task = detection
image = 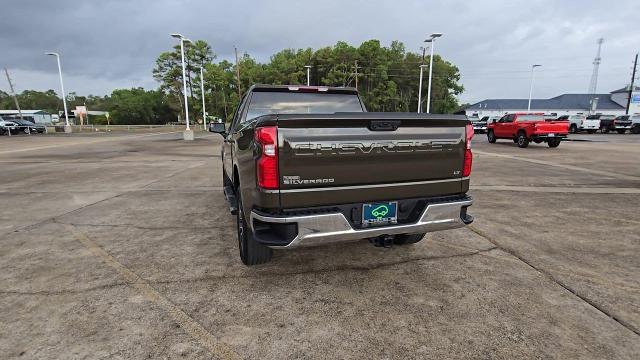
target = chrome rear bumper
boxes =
[250,198,473,248]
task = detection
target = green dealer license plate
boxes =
[362,202,398,226]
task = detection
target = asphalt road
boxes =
[1,131,639,359]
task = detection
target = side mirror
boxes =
[209,122,226,135]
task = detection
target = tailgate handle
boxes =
[369,120,400,131]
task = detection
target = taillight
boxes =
[255,126,278,189]
[463,123,473,177]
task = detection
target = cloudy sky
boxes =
[1,0,638,104]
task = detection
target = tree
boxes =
[153,40,215,122]
[106,88,173,125]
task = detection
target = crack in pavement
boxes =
[62,223,240,360]
[466,225,640,337]
[1,244,499,296]
[0,161,207,239]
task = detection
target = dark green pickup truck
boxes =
[210,85,474,265]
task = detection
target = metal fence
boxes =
[50,124,207,133]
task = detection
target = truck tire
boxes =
[616,129,626,134]
[587,129,596,134]
[569,124,578,133]
[487,130,496,143]
[516,132,529,148]
[601,126,610,134]
[393,233,425,245]
[236,193,272,265]
[632,125,640,134]
[547,138,561,148]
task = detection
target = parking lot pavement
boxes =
[1,132,639,359]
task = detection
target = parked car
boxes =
[586,114,616,133]
[209,85,474,265]
[557,115,599,134]
[0,118,19,135]
[487,113,569,148]
[609,115,633,134]
[631,115,640,134]
[12,119,46,134]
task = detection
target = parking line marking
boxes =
[474,150,640,181]
[62,224,240,360]
[470,185,640,194]
[0,131,183,154]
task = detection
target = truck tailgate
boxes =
[274,113,468,208]
[536,121,569,134]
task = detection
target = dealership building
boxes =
[0,110,54,124]
[464,86,640,118]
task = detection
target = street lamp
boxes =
[200,65,207,131]
[304,65,312,86]
[171,33,194,140]
[45,52,71,133]
[528,64,542,112]
[424,33,443,113]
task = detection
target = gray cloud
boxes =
[1,0,638,103]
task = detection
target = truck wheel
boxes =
[587,129,596,134]
[601,127,610,134]
[616,129,626,134]
[393,233,425,245]
[516,132,529,148]
[236,193,273,265]
[632,125,640,134]
[487,130,496,143]
[569,124,578,133]
[547,138,561,148]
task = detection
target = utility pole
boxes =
[626,53,638,115]
[353,60,360,90]
[4,68,23,120]
[234,46,242,98]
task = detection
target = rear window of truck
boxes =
[246,92,363,120]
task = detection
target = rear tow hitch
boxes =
[369,235,394,248]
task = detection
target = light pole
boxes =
[304,65,312,86]
[200,65,207,130]
[417,64,428,113]
[171,33,194,140]
[45,52,71,133]
[527,64,542,112]
[425,33,443,113]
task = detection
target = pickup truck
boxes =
[487,113,568,148]
[209,85,474,265]
[557,114,599,134]
[586,114,616,133]
[608,115,633,134]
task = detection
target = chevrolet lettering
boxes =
[291,140,456,156]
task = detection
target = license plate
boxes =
[548,133,555,137]
[362,202,397,226]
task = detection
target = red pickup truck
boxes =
[487,113,569,148]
